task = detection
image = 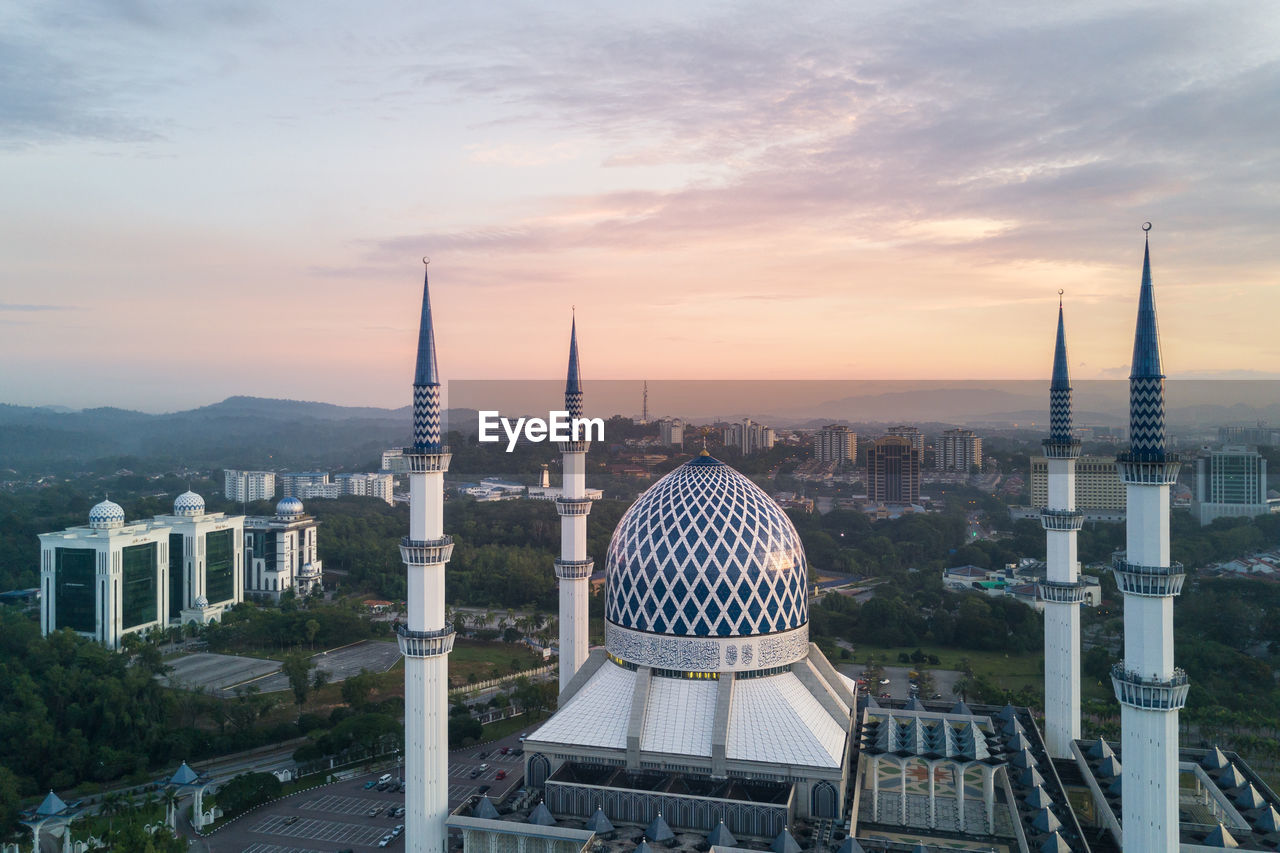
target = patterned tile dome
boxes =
[605,454,808,639]
[276,496,305,519]
[88,498,126,529]
[173,490,205,517]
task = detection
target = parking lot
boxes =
[207,731,529,851]
[250,641,403,695]
[252,814,390,846]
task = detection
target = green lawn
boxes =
[847,642,1044,695]
[480,710,549,743]
[448,639,547,687]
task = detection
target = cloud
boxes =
[386,1,1280,272]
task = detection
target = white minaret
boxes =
[1111,225,1188,851]
[1040,293,1084,759]
[401,260,454,853]
[556,314,593,695]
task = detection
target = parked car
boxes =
[394,824,405,835]
[499,746,510,755]
[283,815,299,826]
[368,807,382,817]
[469,768,481,779]
[378,836,392,848]
[376,781,390,791]
[478,785,491,794]
[364,780,377,789]
[495,770,507,780]
[477,750,489,759]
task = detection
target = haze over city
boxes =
[2,1,1278,411]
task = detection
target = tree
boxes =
[282,652,315,713]
[304,619,320,649]
[341,669,375,710]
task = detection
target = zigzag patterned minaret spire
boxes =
[1040,293,1084,759]
[556,311,593,695]
[402,259,454,853]
[1111,224,1187,851]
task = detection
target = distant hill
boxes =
[0,398,444,474]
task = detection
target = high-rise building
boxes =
[866,435,920,504]
[937,428,982,472]
[243,497,322,599]
[1193,445,1272,525]
[722,418,775,455]
[38,491,244,648]
[223,469,276,502]
[1111,228,1188,852]
[814,424,857,463]
[555,315,593,695]
[161,491,245,625]
[280,471,330,497]
[886,425,923,463]
[1030,455,1127,511]
[1039,296,1085,760]
[335,472,395,505]
[657,417,684,448]
[1218,424,1280,445]
[400,262,454,853]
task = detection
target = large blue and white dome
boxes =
[88,499,126,529]
[604,454,809,671]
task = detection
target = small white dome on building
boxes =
[276,496,305,519]
[173,490,205,517]
[194,595,209,609]
[88,499,126,529]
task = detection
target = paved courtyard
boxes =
[161,641,402,697]
[250,641,402,694]
[161,653,281,694]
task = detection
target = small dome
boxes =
[276,496,305,519]
[88,499,126,529]
[193,595,209,608]
[173,490,205,517]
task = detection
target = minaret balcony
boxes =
[1042,438,1082,460]
[1039,579,1088,604]
[396,624,455,658]
[1040,509,1084,531]
[554,558,595,580]
[1116,452,1180,485]
[400,535,455,566]
[557,439,591,453]
[1111,664,1189,711]
[401,447,452,473]
[1111,555,1185,597]
[556,497,593,516]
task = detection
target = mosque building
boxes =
[410,231,1280,853]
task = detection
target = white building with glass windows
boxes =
[157,490,244,625]
[243,497,323,599]
[38,492,244,648]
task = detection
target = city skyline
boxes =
[3,1,1279,410]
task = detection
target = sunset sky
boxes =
[2,1,1278,411]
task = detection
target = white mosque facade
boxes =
[440,233,1280,852]
[525,452,857,832]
